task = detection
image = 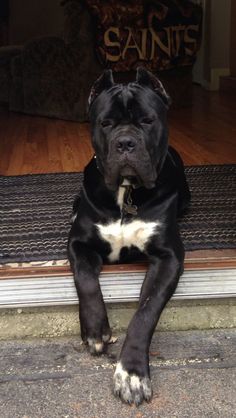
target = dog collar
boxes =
[121,185,138,217]
[94,155,139,216]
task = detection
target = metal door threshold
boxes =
[0,268,236,308]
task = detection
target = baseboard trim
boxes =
[203,68,230,91]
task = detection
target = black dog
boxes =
[68,68,190,405]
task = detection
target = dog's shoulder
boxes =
[70,157,119,229]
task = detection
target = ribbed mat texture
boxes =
[0,165,235,264]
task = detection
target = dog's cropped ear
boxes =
[136,67,171,108]
[88,70,114,109]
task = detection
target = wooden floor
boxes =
[0,86,236,176]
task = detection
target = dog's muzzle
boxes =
[103,126,157,190]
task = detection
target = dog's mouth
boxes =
[119,165,136,178]
[104,161,157,191]
[118,166,141,188]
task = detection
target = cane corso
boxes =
[68,68,190,405]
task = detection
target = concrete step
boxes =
[1,298,236,340]
[0,329,235,417]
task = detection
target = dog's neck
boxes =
[117,182,138,220]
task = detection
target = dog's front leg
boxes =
[69,241,112,355]
[113,246,183,405]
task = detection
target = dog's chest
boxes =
[96,219,159,262]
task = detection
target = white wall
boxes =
[210,0,231,69]
[193,0,231,90]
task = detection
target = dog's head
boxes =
[88,67,171,191]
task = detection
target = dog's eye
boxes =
[101,120,112,128]
[140,118,154,125]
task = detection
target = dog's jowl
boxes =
[68,68,191,405]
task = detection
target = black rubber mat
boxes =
[0,165,235,264]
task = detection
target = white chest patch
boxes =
[96,219,160,262]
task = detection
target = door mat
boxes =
[0,165,235,264]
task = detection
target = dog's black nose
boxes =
[116,137,136,153]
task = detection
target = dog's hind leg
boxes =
[69,240,111,355]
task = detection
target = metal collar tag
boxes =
[122,186,138,216]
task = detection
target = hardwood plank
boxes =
[0,86,236,175]
[6,124,26,175]
[46,120,64,173]
[0,112,12,174]
[168,87,236,165]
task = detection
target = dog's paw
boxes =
[87,338,105,355]
[113,362,152,406]
[86,335,117,355]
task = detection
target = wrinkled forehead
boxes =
[93,83,163,120]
